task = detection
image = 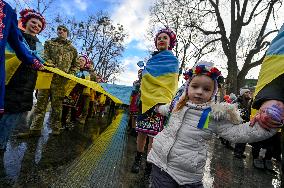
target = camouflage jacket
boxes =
[44,37,78,74]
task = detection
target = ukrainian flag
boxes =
[141,50,179,113]
[5,51,132,105]
[251,24,284,116]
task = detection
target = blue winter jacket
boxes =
[0,1,39,113]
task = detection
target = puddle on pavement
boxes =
[0,111,114,187]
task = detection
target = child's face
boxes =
[187,75,215,104]
[156,33,170,51]
[78,57,86,69]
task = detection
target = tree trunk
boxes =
[226,60,238,94]
[237,68,249,90]
[237,76,246,91]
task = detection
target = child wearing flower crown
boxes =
[61,54,92,128]
[147,61,283,188]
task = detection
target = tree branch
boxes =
[243,0,264,26]
[188,24,220,35]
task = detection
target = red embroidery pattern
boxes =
[0,0,6,39]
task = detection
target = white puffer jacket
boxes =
[147,102,277,185]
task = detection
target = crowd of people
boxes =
[0,1,114,152]
[128,27,284,187]
[0,0,284,187]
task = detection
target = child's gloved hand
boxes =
[250,100,284,130]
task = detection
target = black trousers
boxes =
[250,132,281,160]
[150,164,204,188]
[234,143,246,155]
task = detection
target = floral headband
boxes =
[79,54,92,70]
[155,28,177,50]
[20,9,46,32]
[183,65,223,83]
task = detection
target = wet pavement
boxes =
[0,109,282,188]
[120,132,282,188]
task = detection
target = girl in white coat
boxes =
[147,61,283,188]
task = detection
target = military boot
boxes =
[131,151,143,173]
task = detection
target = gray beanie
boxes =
[240,88,250,96]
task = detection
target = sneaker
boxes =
[265,160,274,171]
[253,159,265,169]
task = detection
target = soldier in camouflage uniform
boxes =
[29,25,78,136]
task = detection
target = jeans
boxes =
[0,112,27,150]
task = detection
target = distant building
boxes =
[243,79,258,91]
[216,78,258,102]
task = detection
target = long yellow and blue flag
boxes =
[140,50,179,113]
[5,52,133,105]
[251,24,284,116]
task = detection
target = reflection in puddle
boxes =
[0,110,118,187]
[3,142,27,182]
[34,115,51,164]
[203,144,214,187]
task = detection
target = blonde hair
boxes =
[173,94,189,112]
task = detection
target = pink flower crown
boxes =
[183,65,223,82]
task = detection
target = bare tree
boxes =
[149,0,218,79]
[50,13,127,83]
[9,0,55,14]
[186,0,282,93]
[150,0,282,93]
